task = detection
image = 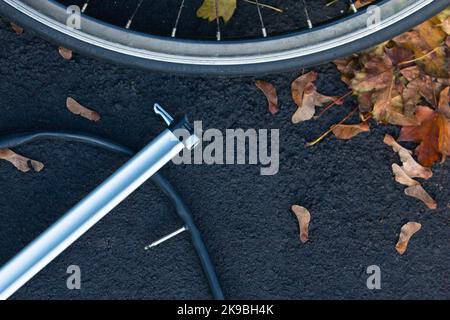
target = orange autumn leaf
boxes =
[255,80,279,115]
[332,122,370,140]
[399,104,450,167]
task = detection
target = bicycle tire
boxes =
[0,0,448,75]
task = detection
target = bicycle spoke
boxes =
[81,0,91,13]
[215,0,221,41]
[55,0,372,40]
[302,0,313,29]
[348,0,358,13]
[171,0,186,37]
[254,0,267,37]
[126,0,145,29]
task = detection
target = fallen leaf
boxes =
[395,222,421,255]
[371,80,418,126]
[399,65,421,81]
[394,20,448,78]
[59,47,73,60]
[443,17,450,35]
[291,71,317,111]
[332,122,370,140]
[197,0,236,23]
[384,134,432,179]
[399,105,450,167]
[255,80,279,115]
[391,164,419,187]
[66,97,101,122]
[438,86,450,118]
[291,72,341,123]
[384,133,412,154]
[0,149,44,172]
[404,184,437,209]
[10,22,24,35]
[354,0,375,9]
[291,205,311,244]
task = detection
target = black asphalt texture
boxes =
[0,18,449,300]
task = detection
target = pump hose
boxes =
[0,130,224,300]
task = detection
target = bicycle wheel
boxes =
[0,0,448,75]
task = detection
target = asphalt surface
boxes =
[0,17,449,300]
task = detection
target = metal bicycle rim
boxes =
[2,0,441,66]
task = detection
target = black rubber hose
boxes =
[0,130,224,300]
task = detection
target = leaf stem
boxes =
[315,90,352,118]
[241,0,283,13]
[398,47,440,66]
[307,107,358,146]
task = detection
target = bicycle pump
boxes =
[0,104,199,300]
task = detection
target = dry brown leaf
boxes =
[438,86,450,118]
[0,149,44,172]
[291,71,317,114]
[399,105,450,167]
[66,97,101,122]
[443,17,450,35]
[384,134,432,179]
[255,80,279,115]
[59,47,73,60]
[371,82,418,126]
[354,0,375,9]
[404,184,437,209]
[291,205,311,244]
[398,148,432,179]
[332,122,370,140]
[291,72,341,123]
[10,22,24,35]
[383,133,412,154]
[391,164,419,187]
[395,222,422,255]
[399,66,421,81]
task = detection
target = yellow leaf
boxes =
[197,0,237,23]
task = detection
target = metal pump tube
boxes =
[0,104,197,300]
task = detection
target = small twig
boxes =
[307,107,358,146]
[315,90,352,118]
[242,0,283,13]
